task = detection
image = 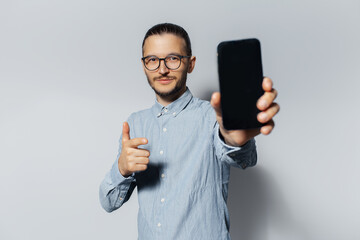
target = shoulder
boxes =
[189,97,215,115]
[187,97,216,126]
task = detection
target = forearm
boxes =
[214,124,258,169]
[99,161,136,212]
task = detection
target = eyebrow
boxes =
[143,52,184,58]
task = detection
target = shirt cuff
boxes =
[215,124,257,169]
[110,161,134,185]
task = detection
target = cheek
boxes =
[179,68,188,79]
[173,65,188,77]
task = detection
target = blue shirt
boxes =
[99,89,257,240]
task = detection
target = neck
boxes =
[156,87,187,106]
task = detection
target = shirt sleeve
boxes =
[99,115,137,213]
[213,123,257,169]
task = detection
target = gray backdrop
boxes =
[1,0,359,239]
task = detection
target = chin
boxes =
[155,89,176,97]
[153,85,183,98]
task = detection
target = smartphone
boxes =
[217,38,264,130]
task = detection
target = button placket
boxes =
[156,113,168,231]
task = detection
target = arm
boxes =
[213,123,257,169]
[99,161,136,212]
[99,120,149,212]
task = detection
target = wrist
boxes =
[118,163,131,178]
[219,128,249,147]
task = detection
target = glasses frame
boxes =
[141,54,191,71]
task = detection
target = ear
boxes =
[187,56,196,73]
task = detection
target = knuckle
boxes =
[126,149,132,155]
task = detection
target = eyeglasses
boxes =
[142,54,191,71]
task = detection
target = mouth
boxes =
[156,78,175,85]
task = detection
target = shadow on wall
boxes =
[198,85,311,239]
[228,166,311,240]
[197,88,215,102]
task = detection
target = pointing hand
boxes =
[118,122,150,177]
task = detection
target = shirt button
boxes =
[161,173,165,178]
[163,128,167,132]
[157,223,161,227]
[161,198,165,203]
[160,150,164,155]
[173,112,176,116]
[119,197,123,201]
[164,109,168,113]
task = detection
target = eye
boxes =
[167,55,180,61]
[145,56,158,63]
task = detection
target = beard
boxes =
[146,73,187,98]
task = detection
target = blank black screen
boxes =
[217,38,264,130]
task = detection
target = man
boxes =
[99,23,279,239]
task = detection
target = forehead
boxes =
[143,33,186,56]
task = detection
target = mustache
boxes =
[154,76,176,81]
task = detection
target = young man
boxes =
[99,23,279,239]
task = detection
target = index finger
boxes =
[126,137,148,148]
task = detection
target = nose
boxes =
[158,59,169,75]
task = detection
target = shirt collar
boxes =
[151,88,193,118]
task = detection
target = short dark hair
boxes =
[142,23,192,56]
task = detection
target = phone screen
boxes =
[217,38,264,130]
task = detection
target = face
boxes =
[142,33,196,101]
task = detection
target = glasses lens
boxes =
[165,55,181,69]
[145,56,159,70]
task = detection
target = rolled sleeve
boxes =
[99,161,136,212]
[213,123,257,169]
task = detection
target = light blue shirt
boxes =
[99,89,257,240]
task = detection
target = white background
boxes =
[1,0,359,239]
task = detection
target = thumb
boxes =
[122,122,130,142]
[210,92,222,117]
